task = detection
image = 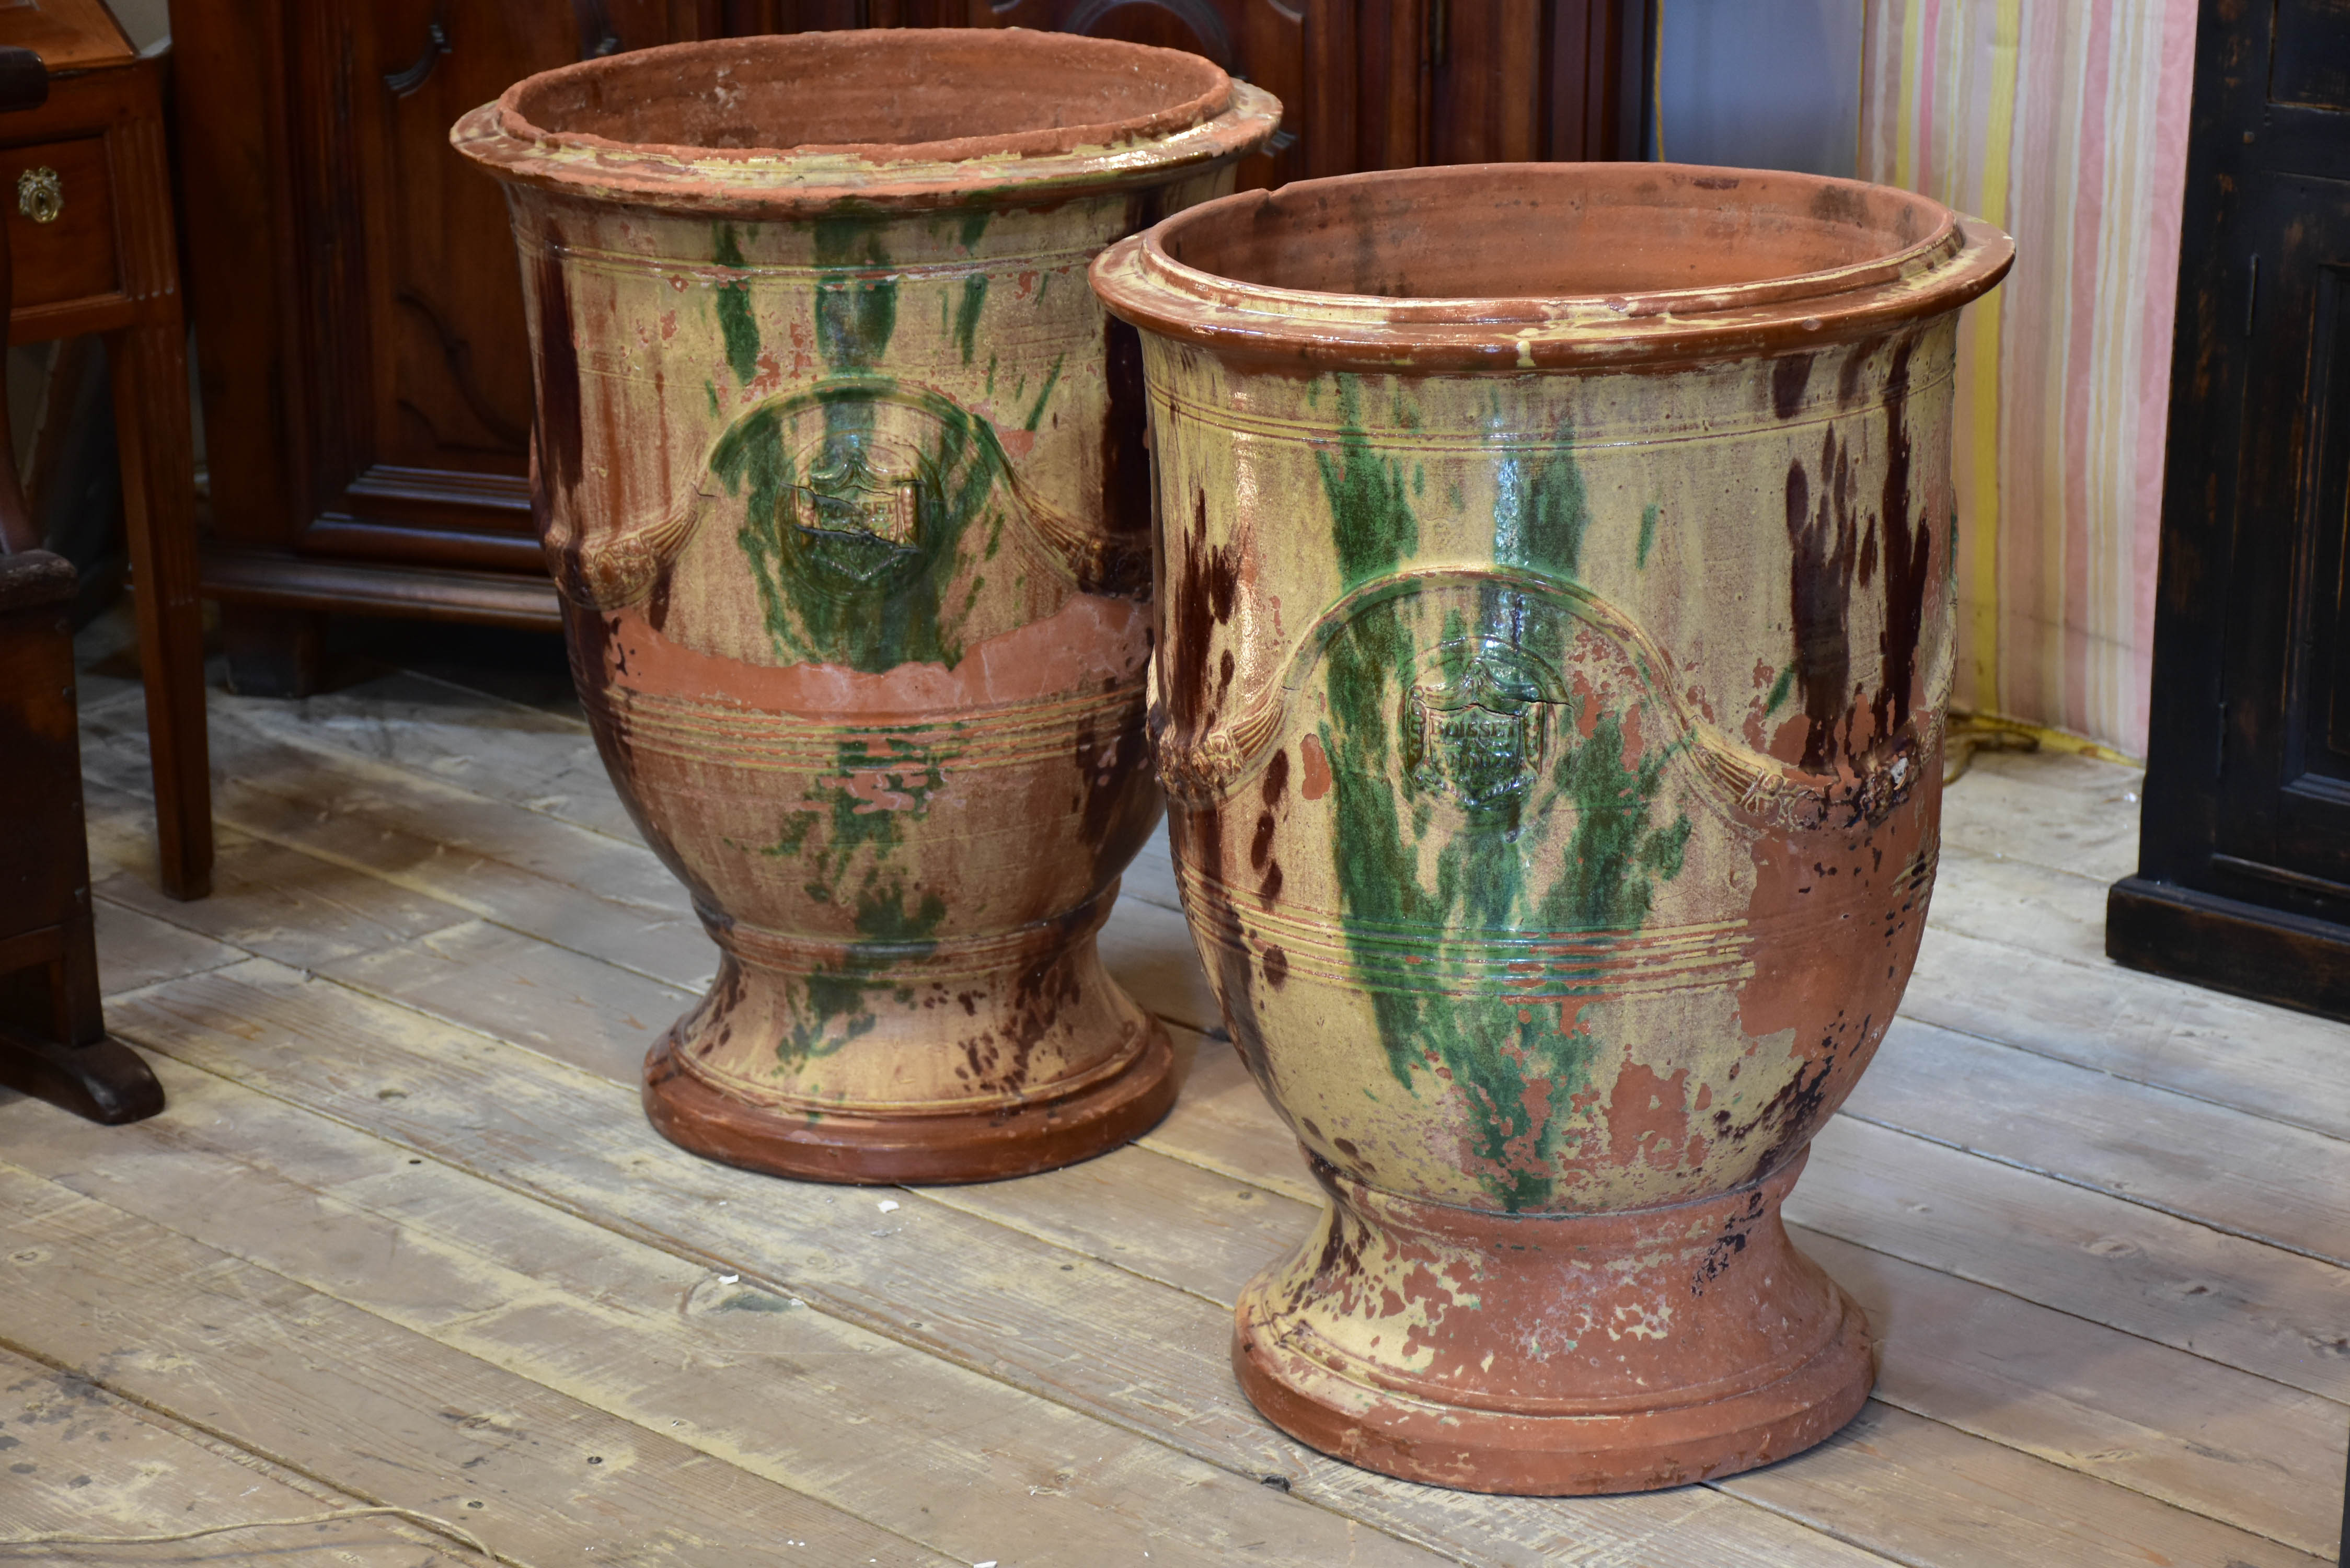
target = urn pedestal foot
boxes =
[641,918,1178,1185]
[1232,1154,1873,1494]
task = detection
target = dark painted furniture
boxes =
[2110,0,2350,1020]
[0,39,163,1126]
[0,1,208,900]
[170,0,1653,696]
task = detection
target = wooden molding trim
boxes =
[2106,875,2350,1027]
[201,545,563,630]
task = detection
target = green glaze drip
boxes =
[1763,665,1795,717]
[767,735,955,1067]
[1314,375,1436,1150]
[705,381,721,418]
[1536,710,1692,932]
[812,218,897,373]
[1492,429,1587,580]
[712,386,1010,673]
[756,810,821,859]
[714,401,799,660]
[713,225,761,385]
[1637,502,1659,569]
[1022,352,1065,432]
[1311,398,1691,1209]
[953,274,988,365]
[1315,377,1421,590]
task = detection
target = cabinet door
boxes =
[176,0,693,579]
[2216,175,2350,912]
[308,0,687,567]
[2137,0,2350,924]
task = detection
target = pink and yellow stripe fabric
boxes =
[1858,0,2197,755]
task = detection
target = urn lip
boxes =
[451,29,1281,215]
[1089,162,2015,372]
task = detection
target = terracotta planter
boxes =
[454,32,1276,1183]
[1093,164,2010,1492]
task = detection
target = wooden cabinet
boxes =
[2107,0,2350,1021]
[172,0,1651,691]
[172,0,709,691]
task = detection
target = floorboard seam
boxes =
[1831,1109,2350,1270]
[1886,1010,2350,1146]
[1850,1385,2332,1559]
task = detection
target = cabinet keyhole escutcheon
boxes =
[16,166,60,224]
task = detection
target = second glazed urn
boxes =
[1095,163,2012,1492]
[456,31,1275,1182]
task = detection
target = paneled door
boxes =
[174,0,702,688]
[2111,0,2350,1020]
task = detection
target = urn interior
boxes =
[498,29,1230,162]
[1150,162,1950,303]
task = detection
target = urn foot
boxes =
[1232,1154,1873,1494]
[641,912,1177,1184]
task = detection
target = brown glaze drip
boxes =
[1166,492,1241,735]
[1785,427,1861,772]
[533,234,583,508]
[1872,339,1927,740]
[1098,315,1155,596]
[1769,352,1813,420]
[1073,687,1161,897]
[1173,802,1270,1085]
[1261,747,1290,804]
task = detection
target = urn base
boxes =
[642,916,1178,1184]
[1232,1154,1873,1494]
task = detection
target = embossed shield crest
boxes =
[1401,637,1562,811]
[787,426,926,587]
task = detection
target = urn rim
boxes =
[451,29,1281,215]
[1089,161,2015,372]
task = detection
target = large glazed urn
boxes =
[1092,164,2011,1491]
[454,33,1276,1183]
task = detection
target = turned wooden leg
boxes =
[0,872,163,1127]
[107,320,212,901]
[0,554,164,1127]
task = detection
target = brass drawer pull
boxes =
[17,166,61,224]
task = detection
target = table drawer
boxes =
[0,134,116,308]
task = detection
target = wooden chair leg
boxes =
[107,320,212,901]
[0,997,164,1125]
[0,556,163,1127]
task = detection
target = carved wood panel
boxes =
[175,0,695,581]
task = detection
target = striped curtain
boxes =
[1858,0,2198,755]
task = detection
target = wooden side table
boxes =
[2,2,210,899]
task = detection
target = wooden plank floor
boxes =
[5,620,2344,1566]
